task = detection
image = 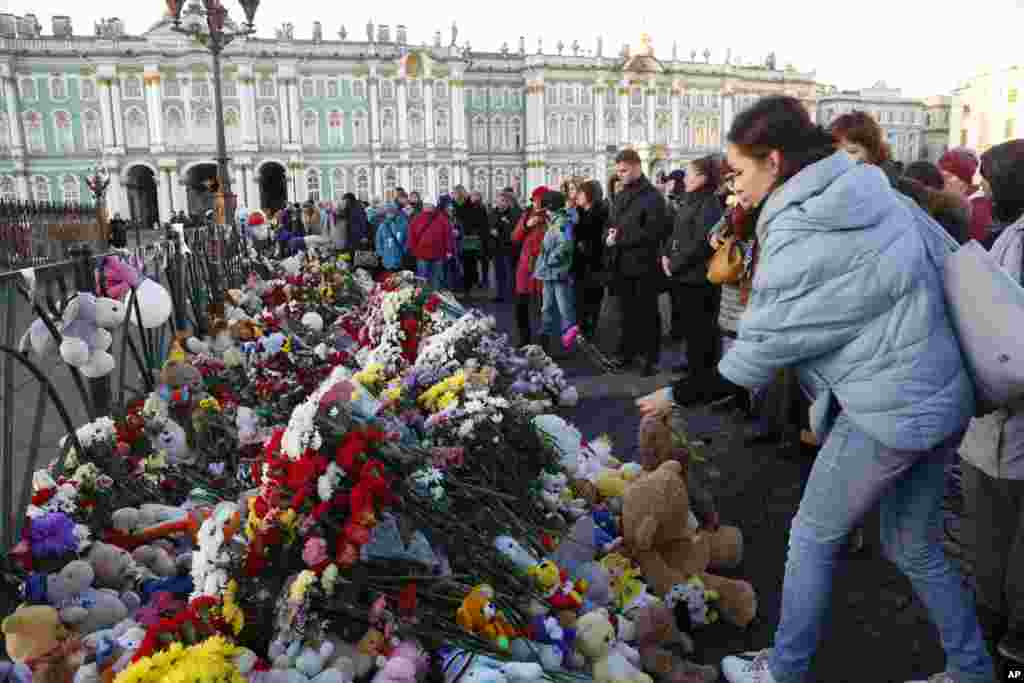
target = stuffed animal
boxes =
[98,256,173,329]
[455,585,517,650]
[574,609,653,683]
[272,641,351,683]
[493,535,539,572]
[191,501,242,599]
[110,504,188,536]
[621,461,755,628]
[552,516,617,577]
[2,605,86,683]
[524,615,579,669]
[631,604,718,683]
[538,470,587,521]
[636,415,718,530]
[527,560,587,613]
[21,560,136,635]
[371,640,428,683]
[24,293,128,378]
[149,417,193,465]
[440,649,545,683]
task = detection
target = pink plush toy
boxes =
[98,256,173,329]
[371,641,429,683]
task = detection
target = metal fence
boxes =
[0,199,106,270]
[0,224,258,552]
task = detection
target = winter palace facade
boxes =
[0,7,833,224]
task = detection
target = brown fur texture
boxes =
[621,461,756,628]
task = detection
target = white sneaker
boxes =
[906,674,956,683]
[721,649,777,683]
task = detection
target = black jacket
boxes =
[488,206,522,255]
[607,175,671,279]
[454,201,490,253]
[662,190,724,284]
[573,200,609,282]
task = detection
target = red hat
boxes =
[938,148,979,187]
[531,186,550,201]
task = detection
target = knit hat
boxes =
[938,148,979,187]
[667,170,686,184]
[531,186,550,201]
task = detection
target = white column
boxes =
[594,84,606,148]
[619,82,629,144]
[450,75,466,150]
[98,78,116,149]
[158,168,172,222]
[4,77,25,154]
[397,79,409,150]
[182,95,193,145]
[278,79,290,143]
[368,74,381,149]
[15,169,29,201]
[424,79,435,147]
[107,165,124,216]
[426,162,436,199]
[671,86,681,146]
[247,165,260,210]
[289,80,301,146]
[111,78,125,150]
[373,166,384,200]
[239,69,257,147]
[721,93,735,151]
[646,84,656,143]
[400,163,410,190]
[145,70,164,152]
[174,174,187,215]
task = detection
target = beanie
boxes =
[667,170,686,184]
[531,186,550,201]
[938,148,979,187]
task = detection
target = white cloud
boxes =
[7,0,1022,98]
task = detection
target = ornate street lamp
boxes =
[167,0,259,323]
[167,0,259,227]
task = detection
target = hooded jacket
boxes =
[719,152,974,452]
[407,209,454,261]
[533,209,575,281]
[375,205,410,269]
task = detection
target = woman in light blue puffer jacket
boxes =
[639,96,992,683]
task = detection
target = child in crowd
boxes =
[533,190,578,354]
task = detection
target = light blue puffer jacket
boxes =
[719,152,974,452]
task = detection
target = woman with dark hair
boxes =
[573,180,609,338]
[896,161,971,244]
[828,110,901,185]
[638,95,992,683]
[660,154,725,376]
[340,192,371,257]
[961,139,1024,670]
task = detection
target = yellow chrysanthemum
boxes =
[278,508,297,529]
[221,580,245,635]
[198,397,222,412]
[436,391,457,411]
[381,386,402,402]
[290,570,317,602]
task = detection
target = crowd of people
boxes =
[232,94,1024,683]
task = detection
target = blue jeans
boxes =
[768,413,993,683]
[416,259,445,290]
[540,279,576,336]
[493,253,515,301]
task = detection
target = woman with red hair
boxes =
[828,110,901,185]
[511,186,550,347]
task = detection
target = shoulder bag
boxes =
[707,233,744,285]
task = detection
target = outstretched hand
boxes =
[636,388,673,418]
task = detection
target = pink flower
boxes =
[303,537,328,567]
[116,442,131,458]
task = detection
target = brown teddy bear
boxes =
[621,460,756,629]
[2,605,85,683]
[632,603,718,683]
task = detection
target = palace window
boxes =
[657,88,669,107]
[80,78,97,100]
[192,106,214,146]
[472,115,487,150]
[508,116,522,150]
[259,106,279,146]
[381,79,395,100]
[258,78,275,98]
[123,76,143,99]
[221,78,237,98]
[352,79,365,99]
[23,111,45,153]
[409,80,421,101]
[604,113,617,146]
[604,88,615,106]
[491,115,506,150]
[302,110,319,146]
[438,167,450,196]
[301,78,315,99]
[491,87,503,107]
[163,78,182,98]
[163,106,186,147]
[409,110,424,147]
[411,167,425,194]
[434,81,447,99]
[20,77,36,100]
[327,110,344,148]
[124,107,149,149]
[332,167,347,200]
[581,114,593,148]
[62,175,80,204]
[0,176,17,202]
[546,86,557,106]
[581,86,592,107]
[564,115,578,148]
[435,109,450,145]
[50,76,68,100]
[191,78,211,99]
[31,175,50,202]
[381,108,396,146]
[306,170,320,202]
[225,108,241,147]
[384,166,398,190]
[352,110,368,146]
[356,168,370,201]
[547,114,560,146]
[563,85,576,106]
[327,79,339,99]
[53,110,74,152]
[0,114,9,150]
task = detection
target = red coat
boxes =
[513,209,546,296]
[407,209,453,261]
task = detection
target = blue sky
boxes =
[2,0,1021,98]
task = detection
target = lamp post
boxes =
[168,0,259,227]
[168,0,259,321]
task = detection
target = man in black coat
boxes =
[606,149,671,376]
[488,191,522,302]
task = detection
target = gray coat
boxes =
[959,215,1024,479]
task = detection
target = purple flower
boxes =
[510,380,534,395]
[29,512,78,559]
